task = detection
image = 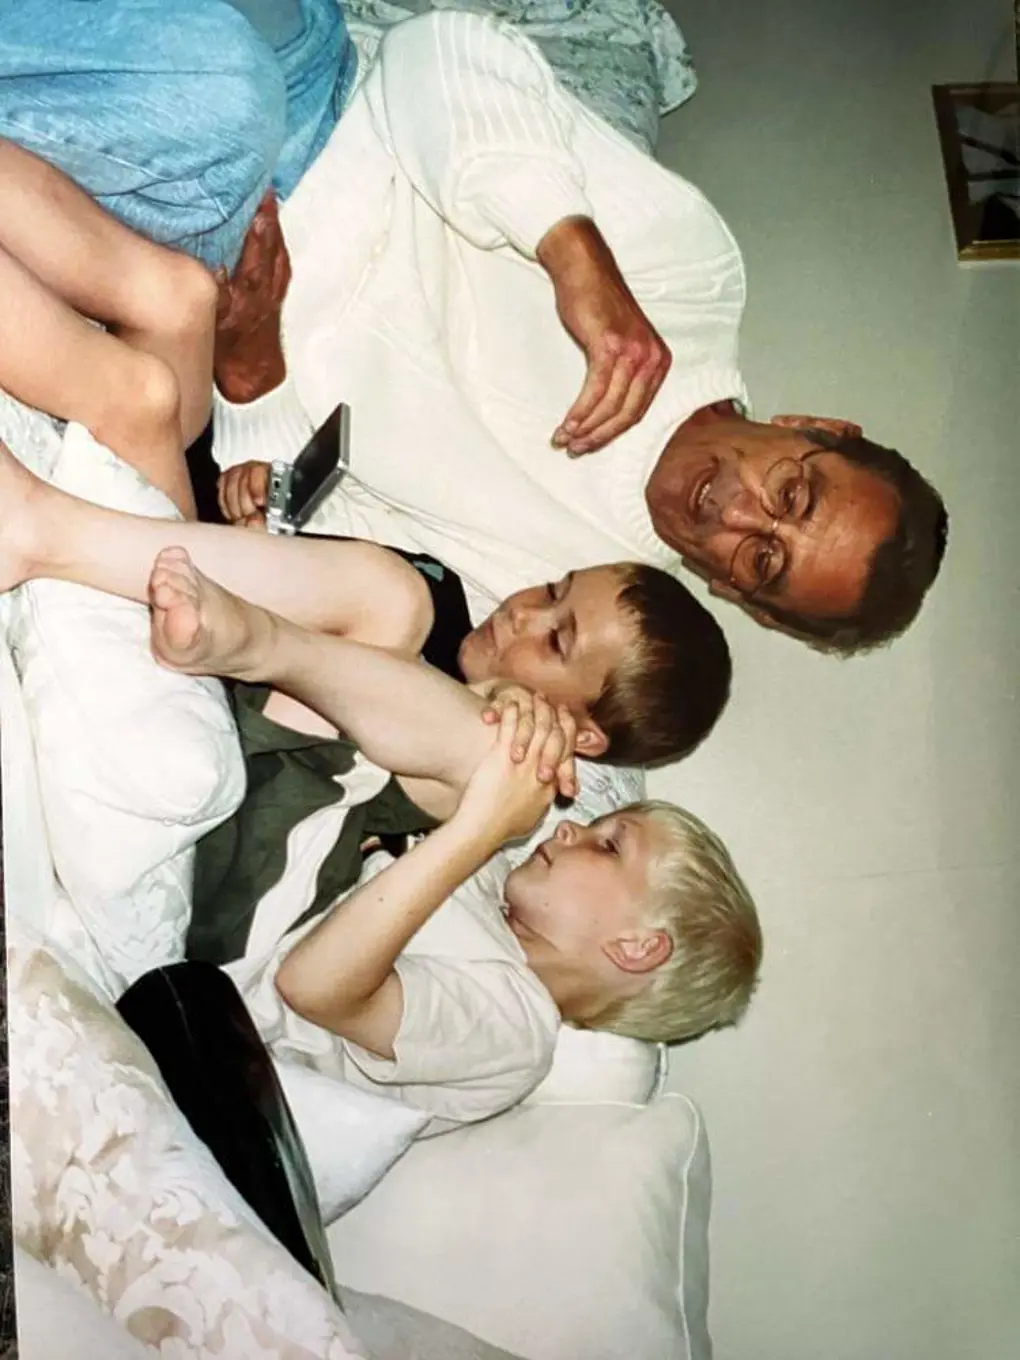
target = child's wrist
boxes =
[445,808,505,860]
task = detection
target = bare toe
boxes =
[149,548,205,670]
[148,546,264,681]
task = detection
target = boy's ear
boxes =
[604,929,673,975]
[574,718,609,760]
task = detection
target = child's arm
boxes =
[274,703,556,1055]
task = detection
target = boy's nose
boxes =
[510,602,551,637]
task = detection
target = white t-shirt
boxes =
[224,850,560,1134]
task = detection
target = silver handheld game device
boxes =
[266,402,350,536]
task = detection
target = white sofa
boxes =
[1,393,715,1360]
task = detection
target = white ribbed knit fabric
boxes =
[215,10,748,605]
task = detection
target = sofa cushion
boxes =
[328,1092,712,1360]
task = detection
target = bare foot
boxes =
[148,546,274,680]
[0,438,49,594]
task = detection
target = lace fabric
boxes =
[10,942,367,1359]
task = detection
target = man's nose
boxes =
[718,485,771,534]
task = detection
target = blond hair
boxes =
[593,800,762,1044]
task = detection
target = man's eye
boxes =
[776,481,798,516]
[778,474,811,522]
[755,543,781,585]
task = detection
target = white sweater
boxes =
[215,10,748,604]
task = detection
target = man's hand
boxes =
[218,459,271,525]
[214,191,291,404]
[456,700,559,845]
[474,681,578,799]
[537,217,671,457]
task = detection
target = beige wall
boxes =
[652,3,1020,1357]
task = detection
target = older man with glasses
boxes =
[206,11,946,656]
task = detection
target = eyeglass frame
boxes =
[727,447,827,599]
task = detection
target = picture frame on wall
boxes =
[931,82,1020,261]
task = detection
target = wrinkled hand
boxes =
[538,217,671,457]
[476,681,578,800]
[214,191,291,403]
[218,459,271,525]
[456,701,559,845]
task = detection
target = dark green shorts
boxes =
[187,682,436,965]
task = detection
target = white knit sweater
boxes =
[215,10,747,605]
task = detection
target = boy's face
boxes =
[457,567,635,720]
[502,812,672,1008]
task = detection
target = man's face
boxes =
[458,566,636,719]
[651,419,902,623]
[503,811,669,1000]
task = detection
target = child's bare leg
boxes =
[148,547,491,822]
[0,138,217,451]
[0,244,196,518]
[150,550,574,815]
[0,439,431,654]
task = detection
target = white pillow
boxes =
[272,1060,428,1224]
[328,1094,712,1360]
[8,422,245,990]
[525,1024,666,1106]
[0,632,58,943]
[10,938,367,1360]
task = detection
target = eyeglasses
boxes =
[727,450,822,597]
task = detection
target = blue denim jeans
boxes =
[0,0,356,268]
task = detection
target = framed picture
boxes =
[932,82,1020,261]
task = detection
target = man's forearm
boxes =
[536,216,626,309]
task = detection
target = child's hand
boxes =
[478,681,578,800]
[218,460,270,524]
[456,699,560,845]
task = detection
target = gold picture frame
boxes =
[932,82,1020,261]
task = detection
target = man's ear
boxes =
[574,718,609,760]
[770,413,862,439]
[603,929,673,975]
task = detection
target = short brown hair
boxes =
[759,429,948,655]
[591,564,731,768]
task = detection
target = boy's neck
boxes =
[526,954,609,1028]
